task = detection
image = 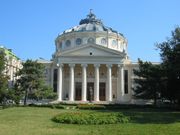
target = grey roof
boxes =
[61,11,123,36]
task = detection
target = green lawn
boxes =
[0,107,180,135]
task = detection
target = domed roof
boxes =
[62,10,123,36]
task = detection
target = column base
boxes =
[57,99,62,102]
[82,100,87,102]
[50,100,114,104]
[94,100,99,102]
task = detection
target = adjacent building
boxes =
[0,46,22,87]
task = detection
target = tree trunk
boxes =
[178,99,180,108]
[154,92,157,106]
[24,88,28,105]
[154,98,157,106]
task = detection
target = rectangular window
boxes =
[124,70,128,94]
[53,69,58,92]
[75,82,82,101]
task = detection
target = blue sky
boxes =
[0,0,179,62]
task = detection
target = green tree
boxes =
[0,51,9,104]
[133,59,164,105]
[10,82,23,105]
[15,59,56,105]
[157,27,180,105]
[34,85,57,100]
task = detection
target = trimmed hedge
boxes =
[52,112,130,124]
[77,104,105,110]
[28,104,77,109]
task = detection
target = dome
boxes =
[62,10,122,35]
[55,10,127,54]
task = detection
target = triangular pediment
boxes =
[59,44,125,57]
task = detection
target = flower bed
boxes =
[52,112,130,124]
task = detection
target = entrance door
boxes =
[99,82,106,101]
[87,82,94,101]
[75,82,82,101]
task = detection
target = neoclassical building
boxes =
[40,11,139,104]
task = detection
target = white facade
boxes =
[41,11,138,104]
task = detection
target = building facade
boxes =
[0,46,22,87]
[41,11,140,104]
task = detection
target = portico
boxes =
[55,62,125,103]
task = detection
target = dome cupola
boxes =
[55,10,128,54]
[79,9,103,25]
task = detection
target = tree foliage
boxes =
[157,27,180,105]
[0,51,9,104]
[134,27,180,106]
[133,59,164,105]
[15,59,56,105]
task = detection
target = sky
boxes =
[0,0,179,62]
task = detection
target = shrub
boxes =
[28,104,77,109]
[28,104,54,108]
[52,112,130,125]
[77,104,105,110]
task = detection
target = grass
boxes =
[0,107,180,135]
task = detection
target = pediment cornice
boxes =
[57,43,126,58]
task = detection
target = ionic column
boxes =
[57,64,63,101]
[107,64,112,101]
[69,64,75,101]
[94,64,100,101]
[81,64,87,101]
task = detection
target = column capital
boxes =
[57,63,64,67]
[69,63,75,67]
[81,64,88,67]
[94,64,100,68]
[106,64,112,68]
[118,64,124,68]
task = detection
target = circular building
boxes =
[43,11,133,103]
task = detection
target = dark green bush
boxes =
[28,104,77,109]
[77,104,105,110]
[28,104,54,108]
[52,112,130,124]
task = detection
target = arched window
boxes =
[76,38,82,45]
[88,37,95,43]
[81,27,86,31]
[58,42,62,50]
[120,44,123,50]
[65,40,71,48]
[112,40,118,48]
[101,38,107,45]
[93,26,96,31]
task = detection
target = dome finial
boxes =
[87,9,96,19]
[79,10,103,25]
[90,9,93,14]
